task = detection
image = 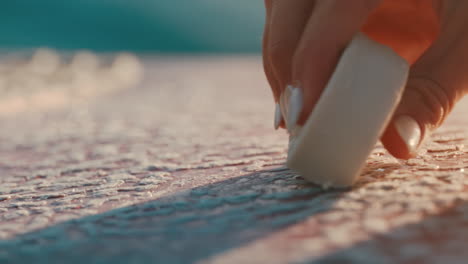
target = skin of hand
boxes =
[263,0,468,159]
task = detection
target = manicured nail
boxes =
[274,103,283,130]
[394,115,421,155]
[280,85,293,128]
[287,87,303,132]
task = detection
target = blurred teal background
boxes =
[0,0,265,53]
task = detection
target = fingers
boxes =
[267,0,315,96]
[291,0,382,125]
[263,0,281,101]
[264,0,287,129]
[381,1,468,159]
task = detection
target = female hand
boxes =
[263,0,468,159]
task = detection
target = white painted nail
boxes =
[280,85,294,128]
[285,85,294,117]
[394,115,421,155]
[287,87,303,132]
[274,103,283,130]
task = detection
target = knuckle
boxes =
[318,0,379,13]
[290,52,303,77]
[360,0,381,12]
[268,40,293,70]
[291,47,306,69]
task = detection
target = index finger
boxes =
[292,0,382,125]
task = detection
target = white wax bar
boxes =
[286,33,409,187]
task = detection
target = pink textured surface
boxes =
[0,56,468,263]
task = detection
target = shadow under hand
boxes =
[0,168,346,264]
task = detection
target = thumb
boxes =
[381,76,458,159]
[381,27,468,159]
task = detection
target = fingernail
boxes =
[394,115,421,155]
[287,87,303,131]
[274,103,283,130]
[283,85,295,115]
